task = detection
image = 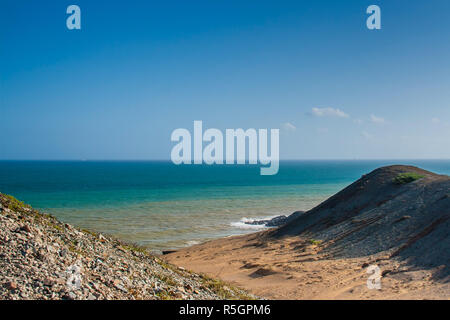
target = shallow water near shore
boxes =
[1,160,449,250]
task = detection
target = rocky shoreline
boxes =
[0,193,254,300]
[243,211,305,227]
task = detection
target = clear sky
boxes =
[1,0,450,160]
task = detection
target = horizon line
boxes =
[1,159,450,162]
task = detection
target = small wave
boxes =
[230,216,279,230]
[185,240,201,246]
[230,221,267,230]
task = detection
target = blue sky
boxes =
[1,0,450,160]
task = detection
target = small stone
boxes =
[64,292,77,300]
[43,277,56,286]
[59,249,68,257]
[19,225,32,233]
[87,293,97,300]
[174,291,186,299]
[116,284,127,292]
[177,286,185,293]
[37,249,49,261]
[69,292,77,299]
[5,281,18,290]
[113,279,127,292]
[90,282,100,290]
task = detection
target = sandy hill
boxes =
[166,165,450,299]
[0,194,252,300]
[274,165,450,277]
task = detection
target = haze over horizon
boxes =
[2,0,450,160]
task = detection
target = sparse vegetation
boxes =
[309,239,322,245]
[393,172,424,185]
[199,275,255,300]
[81,228,98,237]
[2,194,30,212]
[154,273,178,287]
[47,220,64,232]
[122,243,149,255]
[155,290,173,300]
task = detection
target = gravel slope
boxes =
[0,193,253,300]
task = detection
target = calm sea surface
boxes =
[1,160,449,250]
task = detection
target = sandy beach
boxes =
[165,231,449,299]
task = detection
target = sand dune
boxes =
[165,165,450,299]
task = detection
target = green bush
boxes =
[3,194,30,212]
[309,239,322,245]
[393,172,424,185]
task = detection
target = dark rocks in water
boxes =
[244,216,287,227]
[244,216,285,227]
[266,216,288,227]
[244,211,305,227]
[244,220,268,226]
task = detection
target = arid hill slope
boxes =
[166,166,450,299]
[273,165,450,276]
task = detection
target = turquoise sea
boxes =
[1,160,449,250]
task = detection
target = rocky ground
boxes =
[0,193,254,300]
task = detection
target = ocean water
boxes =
[0,160,449,250]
